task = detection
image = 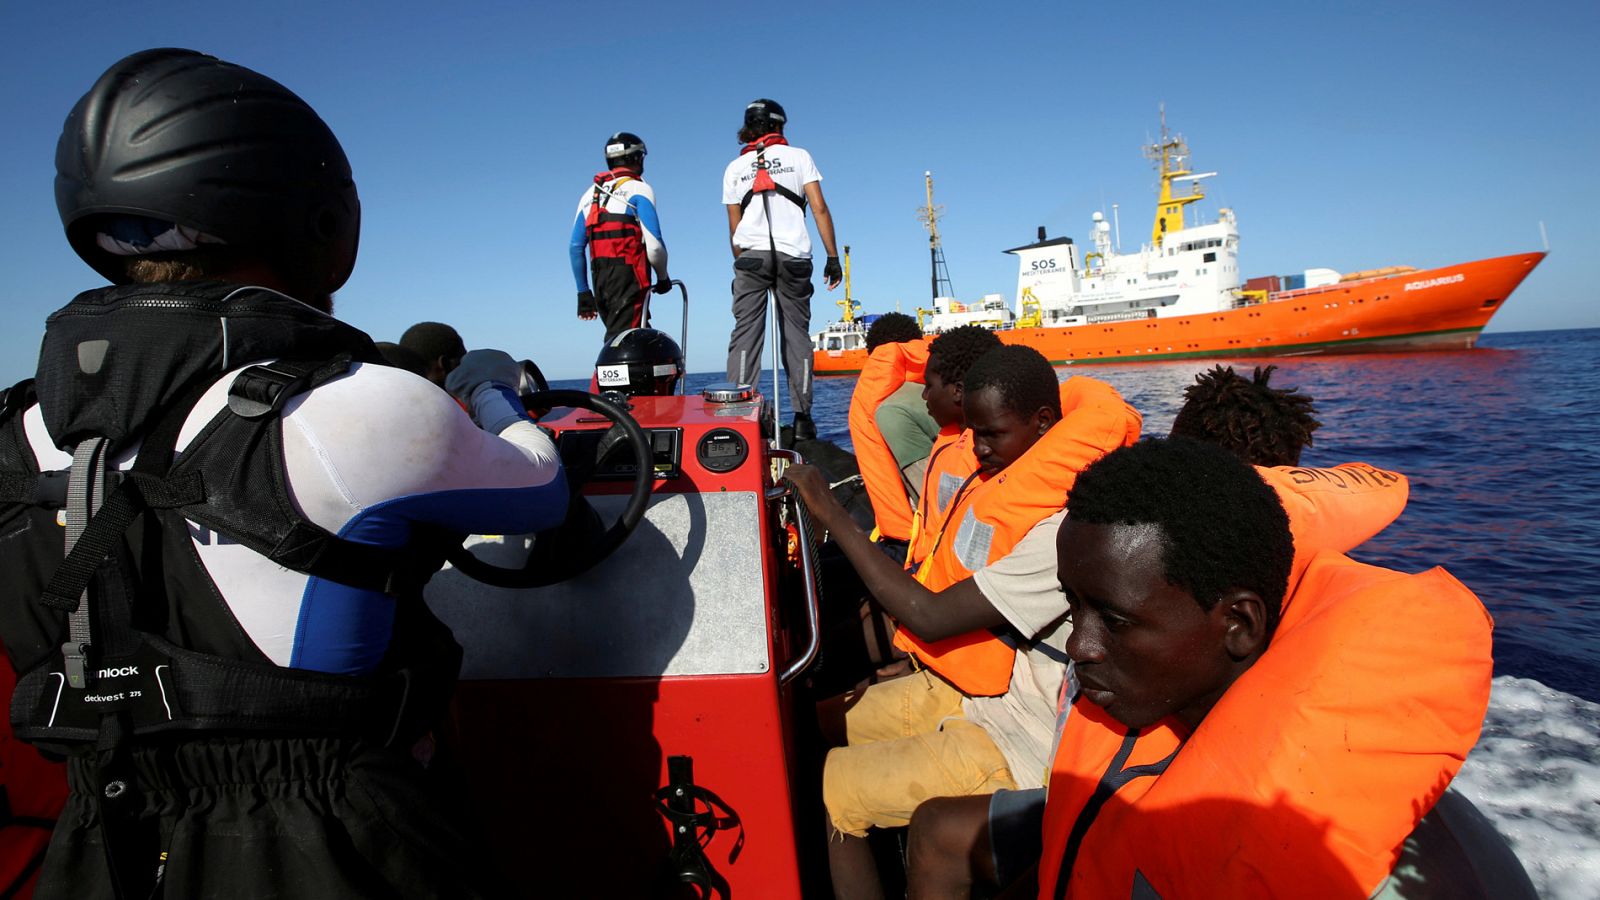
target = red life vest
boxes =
[1037,549,1492,899]
[898,377,1142,696]
[738,134,808,214]
[585,167,648,290]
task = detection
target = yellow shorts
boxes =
[822,668,1016,837]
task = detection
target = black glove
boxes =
[653,278,674,295]
[822,256,842,286]
[577,290,597,318]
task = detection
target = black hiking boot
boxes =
[793,412,817,441]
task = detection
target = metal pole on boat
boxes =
[770,288,782,450]
[670,279,690,395]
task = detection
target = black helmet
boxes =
[744,98,786,131]
[604,131,648,162]
[55,48,360,296]
[595,328,684,397]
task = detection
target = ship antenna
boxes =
[917,171,956,302]
[1143,103,1202,247]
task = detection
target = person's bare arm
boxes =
[787,463,1004,641]
[804,182,840,286]
[726,204,743,258]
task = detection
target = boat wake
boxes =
[1457,676,1600,899]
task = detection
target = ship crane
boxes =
[836,246,861,324]
[917,171,956,302]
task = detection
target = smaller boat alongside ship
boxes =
[812,118,1546,376]
[812,245,877,356]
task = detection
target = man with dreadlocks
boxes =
[1169,364,1321,466]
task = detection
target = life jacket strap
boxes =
[60,436,111,688]
[0,377,33,417]
[225,357,350,419]
[9,631,442,749]
[737,140,808,215]
[0,468,73,508]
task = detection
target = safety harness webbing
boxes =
[59,436,108,688]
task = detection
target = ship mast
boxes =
[1144,105,1214,246]
[917,171,956,302]
[836,245,861,324]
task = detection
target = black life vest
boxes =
[737,133,808,215]
[0,282,462,757]
[585,168,650,290]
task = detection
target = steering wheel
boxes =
[444,389,654,588]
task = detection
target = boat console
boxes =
[426,386,820,898]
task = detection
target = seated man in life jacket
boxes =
[904,325,1002,568]
[906,363,1415,899]
[787,345,1140,900]
[1028,439,1494,899]
[849,312,938,551]
[809,326,1004,698]
[1,49,570,899]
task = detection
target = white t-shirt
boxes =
[721,143,821,258]
[962,510,1072,790]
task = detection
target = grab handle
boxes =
[768,448,821,685]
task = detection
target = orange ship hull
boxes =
[813,251,1545,375]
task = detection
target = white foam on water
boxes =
[1452,676,1600,899]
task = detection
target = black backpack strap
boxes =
[226,357,349,419]
[0,378,34,418]
[0,378,44,505]
[40,378,214,688]
[215,356,446,595]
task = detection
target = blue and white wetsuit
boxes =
[568,175,669,293]
[22,360,566,676]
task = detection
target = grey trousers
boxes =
[727,250,814,415]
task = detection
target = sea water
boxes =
[564,326,1600,896]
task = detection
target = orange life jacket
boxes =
[847,339,931,543]
[1256,462,1409,578]
[1037,550,1493,899]
[905,427,976,571]
[897,377,1142,697]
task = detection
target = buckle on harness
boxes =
[227,364,312,419]
[62,641,91,689]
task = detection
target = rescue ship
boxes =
[811,120,1546,375]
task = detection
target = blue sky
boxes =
[3,0,1595,379]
